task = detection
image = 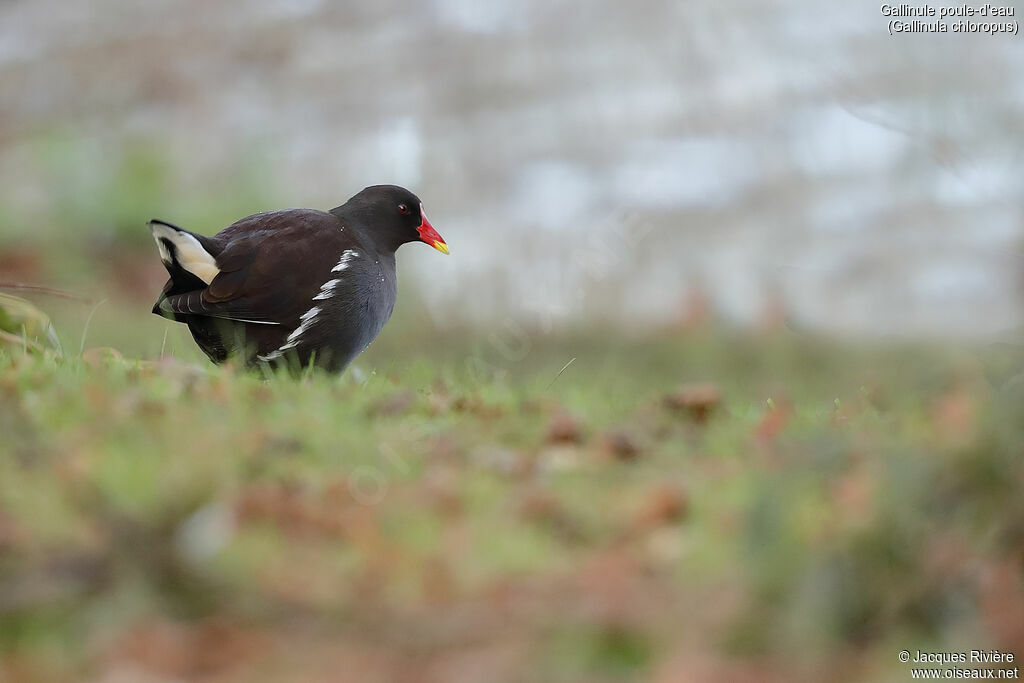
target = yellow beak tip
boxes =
[433,241,450,255]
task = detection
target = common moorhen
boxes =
[149,185,448,372]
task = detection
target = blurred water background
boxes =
[3,5,1024,681]
[0,0,1021,342]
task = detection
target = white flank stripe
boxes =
[332,250,359,272]
[258,250,360,362]
[313,279,342,300]
[258,305,321,361]
[299,306,320,325]
[285,306,321,345]
[229,318,280,325]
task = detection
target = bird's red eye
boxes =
[398,204,410,215]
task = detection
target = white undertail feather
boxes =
[149,222,220,285]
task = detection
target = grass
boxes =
[0,141,1021,679]
[1,308,1022,681]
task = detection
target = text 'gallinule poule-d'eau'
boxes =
[149,185,448,373]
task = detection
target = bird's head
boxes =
[344,185,448,255]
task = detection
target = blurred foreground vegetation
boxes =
[0,137,1022,681]
[1,288,1022,682]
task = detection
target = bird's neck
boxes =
[329,205,405,254]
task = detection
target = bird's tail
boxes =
[148,219,220,285]
[148,219,220,318]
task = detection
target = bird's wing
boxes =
[158,209,362,327]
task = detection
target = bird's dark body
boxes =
[149,186,442,373]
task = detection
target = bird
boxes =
[148,185,448,373]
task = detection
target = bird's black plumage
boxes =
[149,185,448,373]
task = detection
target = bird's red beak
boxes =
[416,206,449,254]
